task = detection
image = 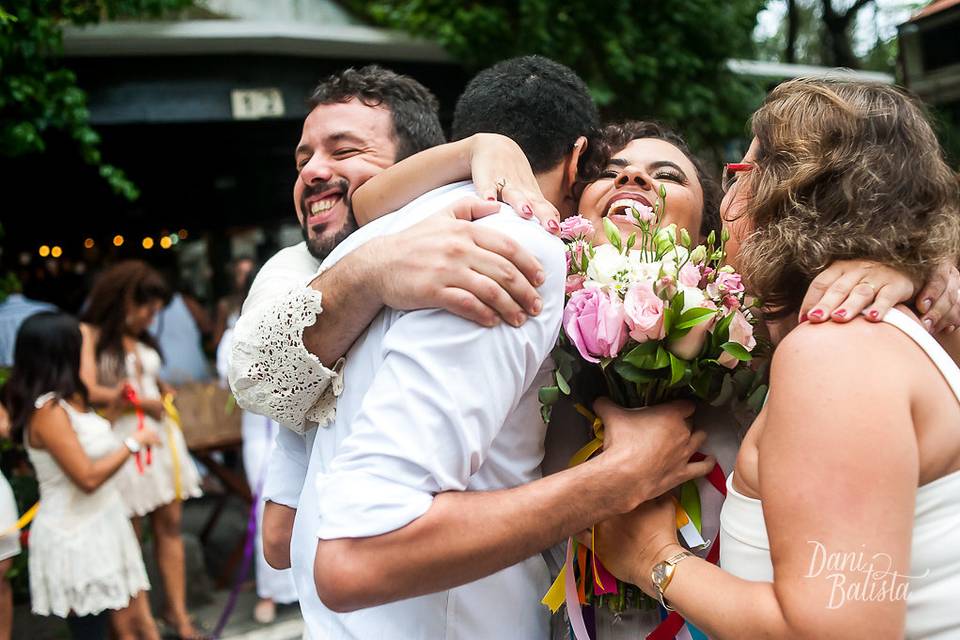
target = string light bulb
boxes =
[51,246,62,258]
[38,245,50,257]
[113,235,124,247]
[142,237,154,250]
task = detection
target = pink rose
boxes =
[560,215,595,240]
[718,310,757,369]
[716,272,745,295]
[565,274,586,294]
[678,263,702,288]
[722,294,740,312]
[623,280,665,343]
[563,288,630,363]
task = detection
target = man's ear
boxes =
[563,136,588,194]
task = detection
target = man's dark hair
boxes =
[308,65,445,161]
[451,56,599,173]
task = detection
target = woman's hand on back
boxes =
[798,259,960,332]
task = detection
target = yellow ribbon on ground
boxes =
[0,501,39,537]
[163,394,184,501]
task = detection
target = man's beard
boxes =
[300,178,358,261]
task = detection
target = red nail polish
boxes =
[809,309,824,319]
[799,312,808,322]
[486,196,496,201]
[832,309,847,319]
[522,205,534,218]
[868,310,880,320]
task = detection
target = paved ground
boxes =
[11,491,304,639]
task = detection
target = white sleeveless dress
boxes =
[113,342,202,516]
[0,472,21,561]
[26,394,150,617]
[720,308,960,638]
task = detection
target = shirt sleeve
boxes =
[313,215,567,539]
[228,249,341,433]
[263,426,310,508]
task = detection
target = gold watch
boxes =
[651,549,693,611]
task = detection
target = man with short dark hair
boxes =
[269,56,708,639]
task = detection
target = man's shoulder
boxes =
[475,212,567,279]
[261,242,319,275]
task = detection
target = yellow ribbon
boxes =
[541,563,567,613]
[163,394,184,501]
[0,501,39,537]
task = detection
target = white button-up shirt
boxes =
[265,182,566,639]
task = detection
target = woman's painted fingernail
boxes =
[868,309,880,320]
[832,309,847,319]
[923,318,934,331]
[922,298,934,313]
[521,205,534,218]
[809,308,824,320]
[799,312,808,322]
[486,196,497,201]
[546,218,561,235]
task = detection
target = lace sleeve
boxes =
[229,287,342,433]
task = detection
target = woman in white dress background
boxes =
[78,261,205,640]
[586,77,960,639]
[0,403,20,640]
[4,312,161,639]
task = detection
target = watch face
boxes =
[652,562,669,588]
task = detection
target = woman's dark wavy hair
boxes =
[3,312,88,439]
[79,261,171,375]
[579,120,721,238]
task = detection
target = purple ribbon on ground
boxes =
[211,417,272,639]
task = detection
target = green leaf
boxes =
[674,307,716,330]
[556,369,571,395]
[541,404,553,424]
[668,352,685,386]
[709,373,736,406]
[720,341,752,362]
[613,360,656,384]
[539,385,561,406]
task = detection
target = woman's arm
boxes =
[31,401,162,493]
[78,323,125,408]
[591,320,917,640]
[351,133,557,226]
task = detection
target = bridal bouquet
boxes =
[540,187,766,624]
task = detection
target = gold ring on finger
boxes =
[859,280,876,292]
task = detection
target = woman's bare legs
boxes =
[0,558,13,640]
[151,500,204,638]
[111,591,160,640]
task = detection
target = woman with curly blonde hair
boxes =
[585,77,960,639]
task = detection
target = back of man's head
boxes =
[309,65,445,161]
[451,56,599,173]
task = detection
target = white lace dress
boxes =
[0,472,21,561]
[26,394,150,617]
[112,342,202,517]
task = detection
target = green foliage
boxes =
[345,0,766,151]
[0,1,195,200]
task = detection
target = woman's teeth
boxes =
[607,198,645,216]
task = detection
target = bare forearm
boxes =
[648,551,791,640]
[314,457,629,611]
[352,137,473,224]
[301,240,386,365]
[66,446,132,493]
[263,501,296,569]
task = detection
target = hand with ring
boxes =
[798,259,960,333]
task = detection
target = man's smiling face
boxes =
[293,99,397,260]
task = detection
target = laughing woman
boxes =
[587,78,960,639]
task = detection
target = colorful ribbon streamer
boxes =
[162,394,184,501]
[122,384,151,473]
[0,501,39,537]
[542,405,728,640]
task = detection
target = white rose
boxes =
[626,250,662,284]
[679,285,706,312]
[587,244,629,285]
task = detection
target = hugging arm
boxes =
[589,323,916,640]
[799,259,960,331]
[352,133,559,226]
[261,426,309,569]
